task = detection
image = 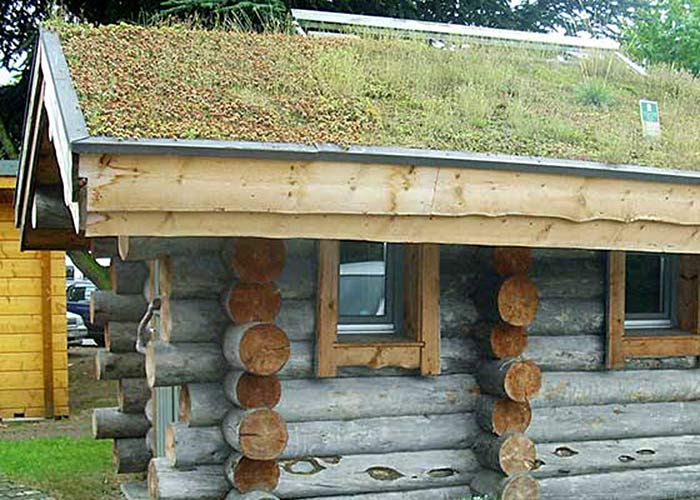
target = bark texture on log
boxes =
[146,341,227,387]
[165,422,230,467]
[282,413,479,459]
[110,260,149,295]
[224,453,280,494]
[474,431,537,476]
[180,383,232,427]
[119,236,224,261]
[148,457,229,500]
[531,258,604,300]
[228,238,286,283]
[105,322,139,353]
[160,254,230,300]
[277,374,477,422]
[118,377,150,414]
[303,486,473,500]
[476,396,532,436]
[223,323,290,376]
[161,299,229,343]
[477,359,542,403]
[224,372,281,410]
[528,298,604,336]
[524,335,603,372]
[222,408,288,461]
[276,449,478,498]
[225,282,282,324]
[95,349,145,380]
[90,290,147,326]
[92,407,150,439]
[472,322,527,359]
[471,470,540,500]
[113,437,151,473]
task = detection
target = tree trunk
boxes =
[105,322,139,353]
[471,470,540,500]
[472,322,527,359]
[476,275,540,327]
[180,383,232,427]
[166,422,230,467]
[148,457,229,500]
[276,300,315,340]
[224,453,280,493]
[161,299,229,343]
[110,259,149,295]
[119,236,224,261]
[222,408,288,460]
[476,396,532,436]
[146,341,227,387]
[528,298,604,336]
[92,407,149,439]
[113,437,151,473]
[224,372,281,410]
[225,282,282,324]
[477,359,542,403]
[473,431,537,476]
[118,378,150,414]
[68,250,111,290]
[223,323,290,376]
[160,254,230,300]
[95,349,145,380]
[226,238,286,283]
[531,257,604,300]
[90,290,147,325]
[524,335,603,372]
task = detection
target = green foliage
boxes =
[576,79,614,107]
[160,0,289,30]
[624,0,700,75]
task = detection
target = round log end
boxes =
[503,360,542,402]
[236,373,282,410]
[497,275,539,327]
[147,458,159,499]
[233,457,280,493]
[227,283,282,324]
[499,433,537,476]
[493,247,532,277]
[502,474,540,500]
[240,324,290,376]
[490,323,527,359]
[239,409,288,460]
[164,424,176,464]
[231,238,286,283]
[493,399,532,435]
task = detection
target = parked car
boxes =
[67,311,88,345]
[66,279,102,344]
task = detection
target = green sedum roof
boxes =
[54,23,700,170]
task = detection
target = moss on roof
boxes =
[55,23,700,169]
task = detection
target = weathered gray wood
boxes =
[146,427,156,453]
[226,492,279,500]
[91,290,147,326]
[304,486,474,500]
[105,321,139,353]
[625,355,697,370]
[282,413,479,459]
[223,323,290,376]
[533,249,602,261]
[473,431,537,475]
[92,407,149,439]
[276,300,315,341]
[539,463,700,500]
[118,378,150,414]
[120,236,225,261]
[95,349,145,380]
[528,298,604,336]
[440,296,480,338]
[161,254,230,300]
[91,237,118,258]
[276,449,478,498]
[166,422,230,467]
[114,437,151,473]
[534,435,700,479]
[145,397,154,424]
[148,457,229,500]
[146,341,227,387]
[275,257,315,300]
[180,383,231,427]
[280,337,479,379]
[524,335,603,371]
[111,259,149,295]
[161,299,228,343]
[31,185,72,229]
[440,245,480,300]
[530,401,700,443]
[533,369,700,408]
[531,258,604,299]
[278,374,478,422]
[471,470,540,500]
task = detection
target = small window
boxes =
[624,253,676,329]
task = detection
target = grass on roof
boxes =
[54,22,700,169]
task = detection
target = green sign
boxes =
[639,100,660,138]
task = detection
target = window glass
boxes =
[68,285,85,301]
[338,241,387,318]
[625,254,665,314]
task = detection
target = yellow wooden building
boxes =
[0,160,68,419]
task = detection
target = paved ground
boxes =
[0,477,54,500]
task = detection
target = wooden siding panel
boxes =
[0,296,65,315]
[0,334,67,352]
[0,315,67,334]
[0,351,68,371]
[1,370,68,390]
[0,277,65,296]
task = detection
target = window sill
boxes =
[335,334,424,347]
[621,331,700,358]
[624,328,694,338]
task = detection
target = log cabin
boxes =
[12,10,700,500]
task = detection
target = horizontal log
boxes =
[276,449,478,498]
[276,300,314,340]
[90,237,118,258]
[533,248,602,260]
[95,349,145,380]
[180,383,231,427]
[477,359,542,402]
[92,407,149,439]
[529,401,700,443]
[146,341,227,387]
[118,378,150,414]
[227,238,286,283]
[304,486,474,500]
[224,453,279,493]
[277,374,477,422]
[282,413,478,459]
[223,408,288,460]
[225,282,281,324]
[539,463,700,500]
[114,437,151,473]
[524,335,603,371]
[440,246,480,300]
[474,431,537,476]
[528,298,604,336]
[476,396,532,436]
[224,372,281,410]
[532,369,700,408]
[531,257,604,299]
[472,322,527,359]
[625,355,697,370]
[161,299,229,343]
[276,257,315,300]
[440,296,480,338]
[110,259,149,295]
[226,490,279,500]
[119,236,225,261]
[148,457,229,500]
[471,470,540,500]
[90,290,147,326]
[534,435,700,479]
[166,422,230,467]
[105,321,139,353]
[223,323,290,376]
[160,254,230,300]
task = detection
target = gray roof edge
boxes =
[0,160,19,177]
[72,136,700,185]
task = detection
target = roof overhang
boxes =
[14,22,700,253]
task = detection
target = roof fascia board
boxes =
[73,136,700,186]
[292,9,619,51]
